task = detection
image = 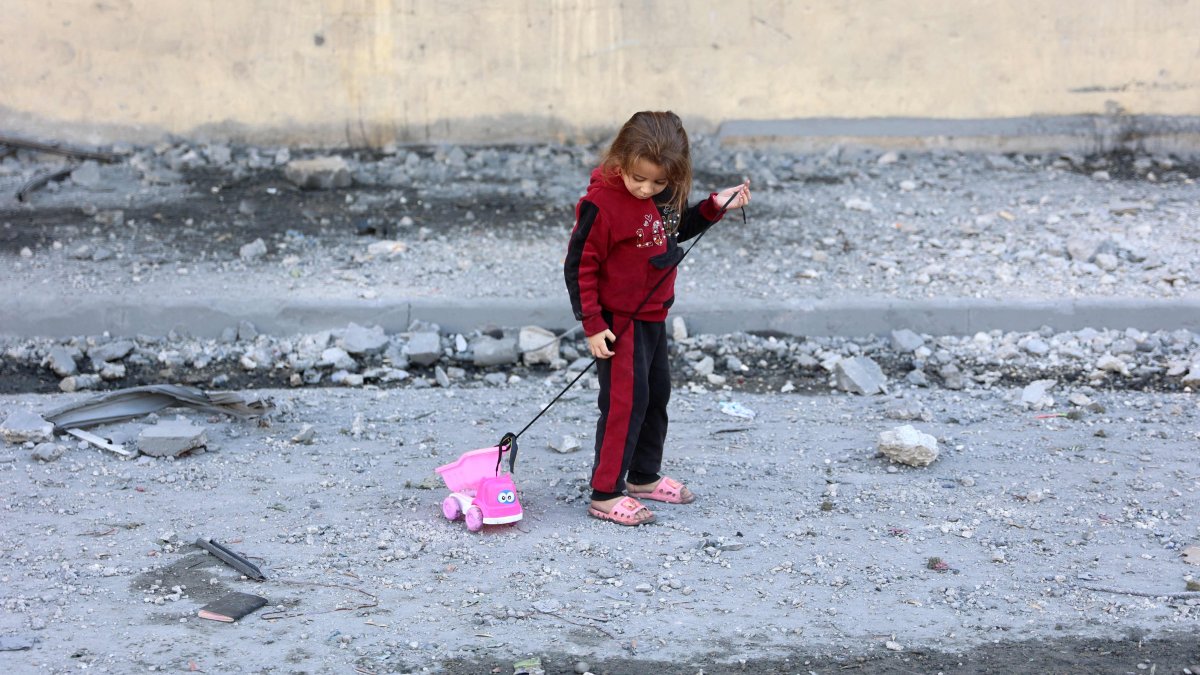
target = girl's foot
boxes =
[588,496,655,525]
[627,476,695,504]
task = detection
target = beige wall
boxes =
[2,0,1198,146]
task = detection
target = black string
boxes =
[496,189,747,470]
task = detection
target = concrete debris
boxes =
[1181,364,1200,387]
[1020,379,1058,408]
[0,635,37,651]
[1,409,56,444]
[64,427,133,457]
[405,332,443,366]
[87,340,135,362]
[291,424,316,444]
[519,326,558,366]
[366,240,407,258]
[43,346,79,377]
[341,323,388,355]
[319,347,358,371]
[239,238,267,261]
[31,442,65,462]
[472,335,518,367]
[283,156,352,190]
[42,384,273,430]
[890,329,924,353]
[548,435,581,454]
[835,356,888,395]
[672,316,688,341]
[878,424,939,467]
[59,373,102,392]
[137,417,207,458]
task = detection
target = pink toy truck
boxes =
[436,445,523,531]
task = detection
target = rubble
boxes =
[1,409,55,443]
[137,417,207,458]
[878,424,939,467]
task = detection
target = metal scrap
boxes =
[0,133,120,163]
[195,538,266,581]
[42,384,273,431]
[17,164,76,202]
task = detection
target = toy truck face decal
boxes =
[476,476,523,520]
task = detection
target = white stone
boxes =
[878,425,939,467]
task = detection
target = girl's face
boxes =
[620,158,669,200]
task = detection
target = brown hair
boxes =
[600,111,692,216]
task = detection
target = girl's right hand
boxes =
[587,329,616,359]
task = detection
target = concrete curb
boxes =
[717,115,1200,154]
[3,293,1198,339]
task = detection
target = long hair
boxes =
[600,111,692,217]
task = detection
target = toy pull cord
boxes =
[494,188,748,473]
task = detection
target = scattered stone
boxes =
[472,336,519,367]
[405,332,442,366]
[31,442,65,462]
[1020,379,1057,408]
[519,326,558,366]
[692,356,715,377]
[549,435,581,454]
[88,340,135,362]
[283,156,352,190]
[319,347,358,371]
[844,197,875,212]
[137,418,207,458]
[890,329,924,353]
[672,316,688,341]
[291,424,316,444]
[835,357,887,395]
[1,410,56,444]
[43,346,78,377]
[59,374,102,393]
[434,366,450,388]
[878,424,939,467]
[341,323,388,355]
[239,238,267,261]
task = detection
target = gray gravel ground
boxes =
[1,138,1199,674]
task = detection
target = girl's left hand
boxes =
[713,180,751,211]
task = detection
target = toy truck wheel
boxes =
[442,496,462,521]
[465,506,484,532]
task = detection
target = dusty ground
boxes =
[1,140,1199,674]
[2,384,1199,674]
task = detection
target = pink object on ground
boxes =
[436,446,523,529]
[628,476,695,504]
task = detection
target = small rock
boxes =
[890,329,924,353]
[1020,379,1057,408]
[878,425,939,467]
[283,156,352,190]
[672,316,688,341]
[472,336,519,367]
[549,435,581,454]
[1,410,56,444]
[31,442,65,462]
[291,425,316,444]
[519,326,558,366]
[404,332,443,366]
[137,418,207,458]
[59,374,102,393]
[835,357,887,395]
[341,323,388,355]
[239,238,267,261]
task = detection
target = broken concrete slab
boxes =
[519,326,558,366]
[340,323,388,355]
[1,409,55,444]
[43,346,79,377]
[137,418,207,458]
[878,424,939,467]
[87,340,135,362]
[835,356,888,395]
[404,332,442,366]
[472,335,519,367]
[890,329,925,353]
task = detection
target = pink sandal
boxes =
[628,476,695,504]
[588,497,656,526]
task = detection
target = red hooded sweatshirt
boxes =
[564,167,724,337]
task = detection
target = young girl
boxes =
[564,111,750,526]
